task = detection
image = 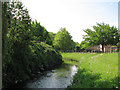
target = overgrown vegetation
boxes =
[61,53,118,88]
[2,2,62,88]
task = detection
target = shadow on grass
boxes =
[67,68,119,89]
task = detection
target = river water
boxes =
[25,63,78,88]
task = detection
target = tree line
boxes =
[52,23,119,53]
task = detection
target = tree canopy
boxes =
[53,27,74,51]
[31,20,49,42]
[46,32,56,46]
[83,23,119,52]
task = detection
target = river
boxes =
[25,63,78,88]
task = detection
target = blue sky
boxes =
[21,0,119,43]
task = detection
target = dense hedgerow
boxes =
[2,2,63,88]
[29,41,62,72]
[3,41,62,88]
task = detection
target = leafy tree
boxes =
[74,42,80,52]
[53,27,74,51]
[29,42,62,72]
[46,32,56,46]
[71,40,76,51]
[31,20,49,43]
[77,41,85,52]
[3,2,33,87]
[83,23,119,52]
[31,20,56,46]
[8,2,32,44]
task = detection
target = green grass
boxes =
[61,52,119,88]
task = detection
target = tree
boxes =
[3,2,33,87]
[74,42,80,52]
[2,2,12,88]
[31,20,56,46]
[31,20,49,43]
[53,27,74,52]
[2,2,9,56]
[8,2,32,44]
[83,23,119,52]
[46,32,56,46]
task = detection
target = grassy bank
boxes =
[61,53,118,88]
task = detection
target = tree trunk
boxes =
[102,44,104,53]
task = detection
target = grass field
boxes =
[61,53,119,88]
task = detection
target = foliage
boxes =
[62,53,118,88]
[3,41,62,87]
[31,20,49,42]
[83,23,119,52]
[3,1,119,88]
[31,20,56,46]
[2,2,32,87]
[46,32,56,46]
[2,1,63,88]
[77,41,85,52]
[29,42,62,71]
[8,2,32,44]
[53,27,75,51]
[74,42,81,52]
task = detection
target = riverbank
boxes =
[61,53,118,88]
[25,63,78,88]
[2,42,63,88]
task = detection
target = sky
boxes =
[21,0,119,43]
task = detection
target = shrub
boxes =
[3,41,62,88]
[29,42,62,71]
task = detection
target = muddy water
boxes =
[26,63,78,88]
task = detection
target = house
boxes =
[88,45,117,53]
[87,45,102,52]
[104,45,117,53]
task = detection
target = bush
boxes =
[3,41,62,88]
[29,41,63,71]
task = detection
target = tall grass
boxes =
[61,53,118,88]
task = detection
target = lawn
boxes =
[61,52,119,88]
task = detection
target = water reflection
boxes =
[26,64,78,88]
